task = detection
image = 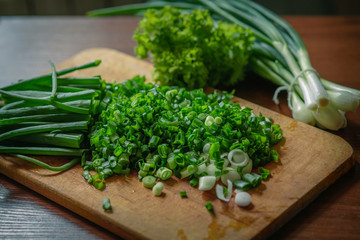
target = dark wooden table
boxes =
[0,16,359,239]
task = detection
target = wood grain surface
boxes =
[0,16,359,240]
[0,48,355,240]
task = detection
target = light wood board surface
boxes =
[0,48,355,240]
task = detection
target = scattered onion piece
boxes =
[198,176,216,191]
[205,164,220,181]
[220,167,241,185]
[216,179,233,202]
[152,182,164,196]
[235,191,252,207]
[228,149,252,174]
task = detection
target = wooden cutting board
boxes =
[0,48,354,240]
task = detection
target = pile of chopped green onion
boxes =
[84,76,282,192]
[0,60,104,171]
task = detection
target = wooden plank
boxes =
[0,48,354,240]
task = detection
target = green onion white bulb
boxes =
[234,189,252,207]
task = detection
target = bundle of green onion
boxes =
[85,76,282,190]
[88,0,360,131]
[0,60,104,171]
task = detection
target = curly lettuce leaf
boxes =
[133,6,254,89]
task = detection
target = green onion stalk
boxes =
[88,0,359,130]
[0,60,104,171]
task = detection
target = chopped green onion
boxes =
[156,167,172,180]
[258,167,271,180]
[214,117,222,125]
[189,178,199,187]
[138,169,147,179]
[102,198,112,211]
[202,143,211,154]
[209,142,220,161]
[152,182,164,196]
[216,179,232,202]
[198,176,216,191]
[205,163,219,178]
[180,191,187,198]
[82,170,93,183]
[142,176,157,188]
[167,155,177,170]
[205,116,215,127]
[204,201,213,211]
[93,173,105,190]
[149,135,160,148]
[87,76,282,193]
[235,191,252,207]
[180,164,198,179]
[233,179,252,191]
[220,167,241,185]
[196,163,207,175]
[242,173,262,188]
[227,149,252,174]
